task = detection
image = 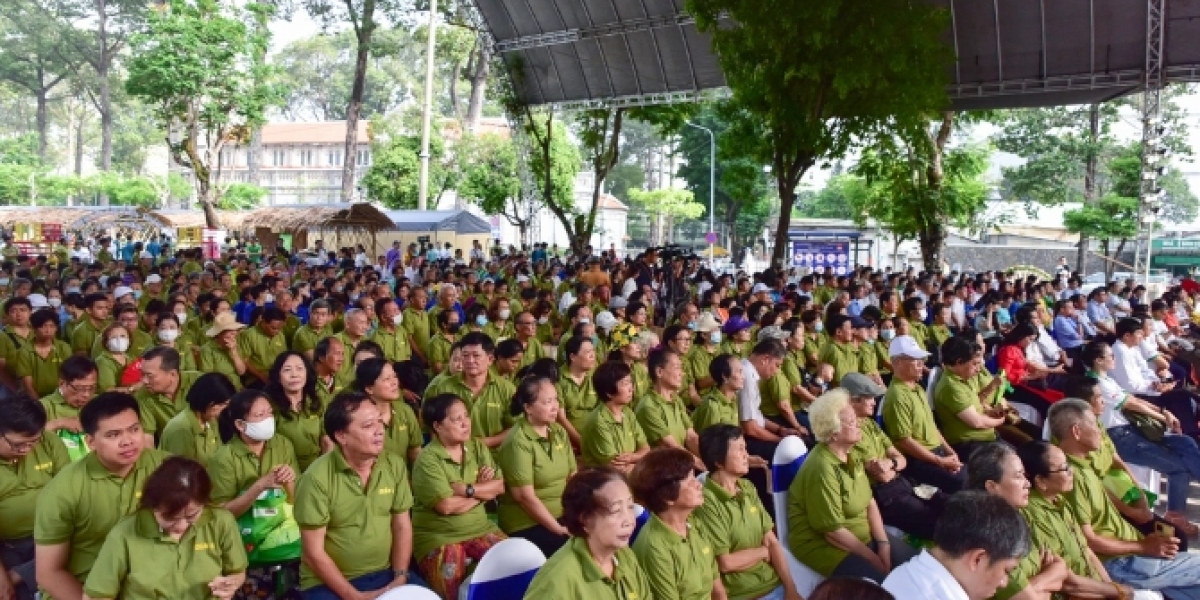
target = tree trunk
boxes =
[341,5,375,203]
[35,74,48,162]
[917,111,955,271]
[248,128,262,187]
[74,118,85,177]
[464,37,489,131]
[1076,103,1099,274]
[770,183,795,269]
[97,0,112,177]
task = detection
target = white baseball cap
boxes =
[113,286,134,299]
[27,293,48,309]
[145,274,163,284]
[888,335,931,359]
[752,283,771,294]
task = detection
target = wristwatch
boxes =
[465,484,476,498]
[393,569,408,581]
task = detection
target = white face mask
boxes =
[538,316,549,325]
[918,309,928,321]
[264,293,275,304]
[578,317,590,325]
[880,329,896,341]
[498,309,511,320]
[242,416,275,441]
[107,337,130,353]
[48,298,62,308]
[158,329,180,343]
[391,314,403,326]
[175,312,187,325]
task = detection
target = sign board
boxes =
[489,216,502,240]
[1154,239,1200,251]
[177,226,203,246]
[201,228,225,260]
[791,240,850,275]
[705,232,717,244]
[417,235,431,244]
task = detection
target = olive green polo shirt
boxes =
[82,508,248,600]
[134,370,202,436]
[34,449,169,585]
[497,417,577,534]
[425,373,516,439]
[370,325,412,362]
[291,324,331,356]
[882,380,942,452]
[852,417,894,465]
[992,525,1042,600]
[209,436,300,505]
[758,371,792,418]
[294,448,414,590]
[856,342,880,376]
[802,333,823,367]
[907,320,929,352]
[70,318,106,355]
[636,390,693,448]
[517,337,547,369]
[581,404,648,468]
[482,321,514,343]
[410,437,502,559]
[333,333,363,391]
[691,388,740,434]
[382,402,423,462]
[314,375,340,409]
[1024,491,1100,579]
[0,433,70,540]
[524,535,652,599]
[933,371,997,445]
[401,307,431,356]
[718,339,751,360]
[95,352,131,394]
[14,341,72,398]
[197,342,244,391]
[693,477,780,600]
[40,390,80,423]
[781,350,807,389]
[629,362,650,410]
[427,333,456,372]
[0,326,33,372]
[276,403,326,472]
[236,326,287,379]
[557,372,599,433]
[817,340,859,386]
[786,443,873,576]
[158,339,198,372]
[873,341,891,375]
[684,346,718,392]
[1063,451,1142,560]
[159,410,221,467]
[929,324,952,349]
[632,514,719,600]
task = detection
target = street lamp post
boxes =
[685,121,715,265]
[417,0,437,211]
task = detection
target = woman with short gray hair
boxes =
[787,390,916,583]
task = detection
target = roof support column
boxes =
[1135,0,1165,282]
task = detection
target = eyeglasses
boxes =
[66,381,97,395]
[1,431,42,452]
[1047,464,1073,475]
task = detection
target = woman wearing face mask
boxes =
[428,309,461,375]
[154,313,197,372]
[532,300,555,345]
[800,309,825,367]
[464,303,489,335]
[483,297,514,342]
[95,324,138,394]
[686,313,723,396]
[263,351,330,472]
[82,457,248,600]
[211,389,300,518]
[168,298,202,347]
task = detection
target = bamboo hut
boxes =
[240,203,396,256]
[0,206,172,242]
[151,209,250,233]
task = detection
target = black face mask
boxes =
[447,323,462,334]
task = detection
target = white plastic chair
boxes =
[631,503,650,543]
[1010,402,1042,427]
[464,537,546,600]
[770,435,824,596]
[378,585,442,600]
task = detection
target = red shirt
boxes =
[996,345,1028,384]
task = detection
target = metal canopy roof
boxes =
[470,0,1200,111]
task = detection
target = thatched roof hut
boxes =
[240,203,396,255]
[151,209,249,232]
[0,206,171,240]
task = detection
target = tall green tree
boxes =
[794,176,863,220]
[0,8,71,160]
[274,29,418,121]
[457,133,530,243]
[303,0,409,202]
[627,188,705,246]
[516,110,581,248]
[851,117,992,268]
[1064,144,1143,278]
[125,0,282,227]
[688,0,950,267]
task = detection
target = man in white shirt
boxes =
[883,491,1030,600]
[736,339,802,461]
[1110,318,1200,440]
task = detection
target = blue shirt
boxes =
[847,299,865,317]
[1052,315,1084,349]
[146,240,161,258]
[1086,301,1112,326]
[426,299,465,325]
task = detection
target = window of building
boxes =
[299,149,314,167]
[357,149,371,166]
[328,150,343,166]
[272,150,285,166]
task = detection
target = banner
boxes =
[791,240,850,274]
